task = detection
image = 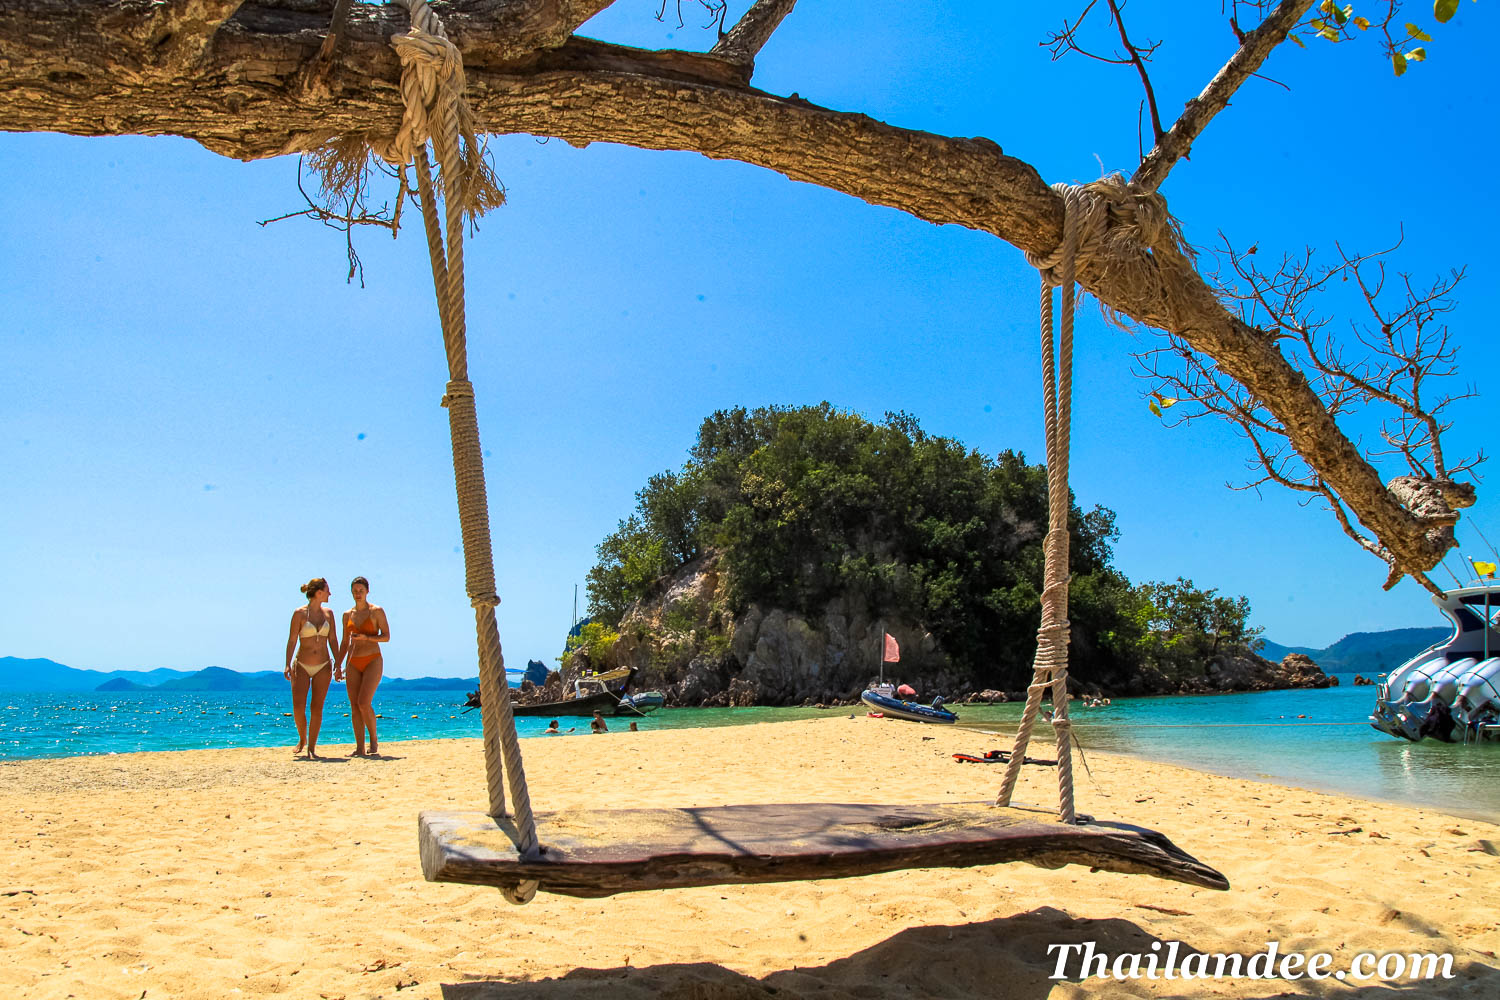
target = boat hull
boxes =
[619,691,665,713]
[860,690,958,724]
[1370,584,1500,743]
[512,691,623,718]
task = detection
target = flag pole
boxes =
[877,620,884,685]
[1472,559,1493,662]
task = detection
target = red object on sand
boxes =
[867,711,884,718]
[896,684,917,698]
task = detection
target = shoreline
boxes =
[5,717,1497,999]
[5,692,1494,827]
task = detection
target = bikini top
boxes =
[300,613,330,639]
[349,613,378,637]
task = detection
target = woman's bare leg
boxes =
[355,658,383,754]
[291,667,310,755]
[306,668,332,758]
[346,666,367,755]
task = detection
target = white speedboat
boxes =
[1370,582,1500,743]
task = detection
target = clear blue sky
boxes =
[1,2,1494,677]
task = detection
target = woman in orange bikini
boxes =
[284,577,342,759]
[340,576,390,756]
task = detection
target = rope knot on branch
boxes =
[1025,175,1189,301]
[366,0,505,218]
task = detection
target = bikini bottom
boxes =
[297,658,329,677]
[349,653,379,672]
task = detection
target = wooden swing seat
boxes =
[419,800,1229,898]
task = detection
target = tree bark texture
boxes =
[0,0,1466,581]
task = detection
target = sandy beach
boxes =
[3,716,1497,999]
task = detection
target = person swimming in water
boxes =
[339,576,390,756]
[285,577,342,759]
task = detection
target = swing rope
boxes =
[996,183,1116,823]
[371,0,1188,883]
[377,0,539,900]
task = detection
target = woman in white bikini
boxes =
[284,577,343,759]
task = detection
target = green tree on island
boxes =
[584,404,1271,697]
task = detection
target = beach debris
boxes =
[1465,838,1498,855]
[1133,903,1190,915]
[1377,908,1402,924]
[1326,827,1363,835]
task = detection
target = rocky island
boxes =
[549,405,1336,707]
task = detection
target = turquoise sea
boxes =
[3,675,1497,821]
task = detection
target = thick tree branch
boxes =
[1133,0,1314,191]
[0,0,1471,585]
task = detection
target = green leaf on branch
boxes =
[1289,32,1306,48]
[1392,51,1408,75]
[1434,0,1460,24]
[1406,23,1433,40]
[1407,46,1428,61]
[1148,401,1162,418]
[1353,15,1371,29]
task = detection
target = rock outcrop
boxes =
[1121,650,1337,696]
[566,552,1339,705]
[566,552,965,707]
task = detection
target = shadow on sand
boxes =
[434,906,1496,999]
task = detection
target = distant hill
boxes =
[0,657,195,693]
[1260,627,1451,676]
[2,655,520,692]
[1257,640,1318,661]
[154,667,285,691]
[96,677,148,692]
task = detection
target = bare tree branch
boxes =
[710,0,798,65]
[1106,0,1165,146]
[1043,0,1166,153]
[657,1,727,33]
[1134,0,1314,190]
[1138,231,1482,591]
